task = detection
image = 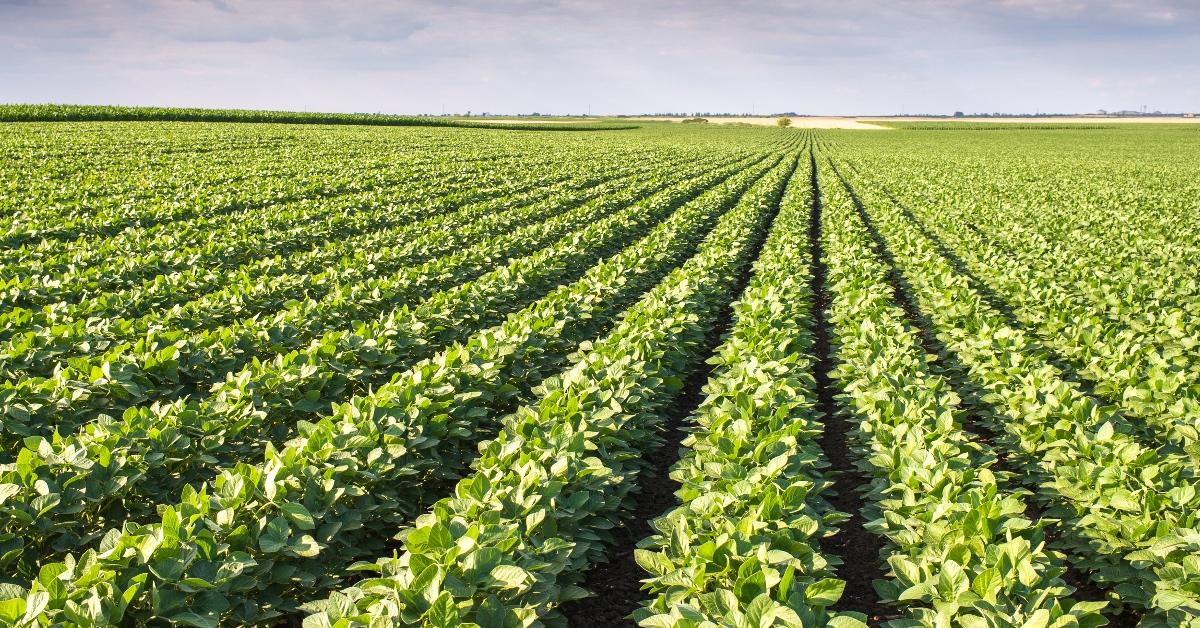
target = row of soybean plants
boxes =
[836,158,1200,625]
[0,149,679,369]
[296,152,802,626]
[817,158,1108,627]
[0,149,744,446]
[840,159,1200,460]
[630,148,1110,628]
[821,134,1200,426]
[934,179,1200,360]
[0,135,627,312]
[0,146,780,580]
[0,125,505,217]
[0,150,702,439]
[0,148,797,625]
[632,151,864,627]
[0,123,536,247]
[631,148,1107,628]
[0,161,596,358]
[0,125,318,241]
[0,133,441,254]
[824,130,1200,295]
[0,151,598,332]
[1,121,788,253]
[2,138,476,273]
[870,151,1200,310]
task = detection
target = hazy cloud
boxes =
[1,0,1196,114]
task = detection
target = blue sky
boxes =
[1,0,1196,115]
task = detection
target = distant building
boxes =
[1185,113,1197,118]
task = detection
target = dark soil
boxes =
[560,152,800,627]
[809,152,897,624]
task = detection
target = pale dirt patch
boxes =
[635,116,890,130]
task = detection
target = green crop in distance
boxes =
[0,113,1195,626]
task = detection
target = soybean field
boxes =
[1,115,1199,627]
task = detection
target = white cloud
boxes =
[0,0,1196,114]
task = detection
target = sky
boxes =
[1,0,1197,116]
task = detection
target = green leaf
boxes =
[326,590,357,621]
[162,506,182,538]
[937,560,969,599]
[1019,609,1050,628]
[1152,589,1195,611]
[0,484,20,506]
[170,611,219,628]
[635,549,673,577]
[804,578,845,605]
[970,567,1003,601]
[302,615,333,628]
[898,583,934,602]
[425,592,458,628]
[37,563,67,593]
[1108,489,1140,512]
[258,516,290,553]
[0,599,23,623]
[475,595,507,628]
[291,534,321,557]
[281,503,316,531]
[489,565,529,589]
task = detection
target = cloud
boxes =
[0,0,1196,114]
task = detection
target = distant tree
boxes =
[953,111,965,117]
[776,116,792,127]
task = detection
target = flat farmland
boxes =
[1,114,1198,627]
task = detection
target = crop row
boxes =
[850,167,1200,457]
[632,152,867,627]
[0,150,746,454]
[836,158,1200,624]
[0,145,799,626]
[1,142,537,263]
[1,125,622,249]
[818,159,1106,627]
[0,104,638,131]
[829,138,1199,409]
[0,151,693,392]
[0,149,779,582]
[297,148,800,628]
[0,147,623,311]
[0,159,638,355]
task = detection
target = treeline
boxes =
[0,104,637,131]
